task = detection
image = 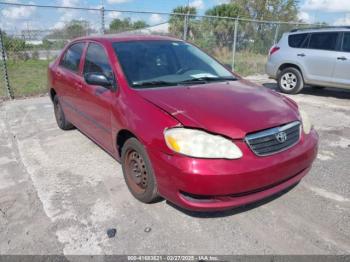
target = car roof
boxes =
[288,26,350,35]
[73,33,182,43]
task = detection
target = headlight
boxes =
[299,108,312,134]
[164,128,242,159]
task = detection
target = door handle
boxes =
[337,56,347,61]
[297,53,306,57]
[74,82,83,90]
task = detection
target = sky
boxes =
[0,0,349,33]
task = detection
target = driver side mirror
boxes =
[84,72,112,88]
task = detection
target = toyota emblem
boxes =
[275,131,287,143]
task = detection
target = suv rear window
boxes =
[288,33,308,48]
[309,32,338,51]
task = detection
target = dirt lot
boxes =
[0,77,349,255]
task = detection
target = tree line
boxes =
[169,0,301,54]
[3,0,310,59]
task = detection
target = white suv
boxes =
[266,27,350,94]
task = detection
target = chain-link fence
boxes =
[0,2,318,99]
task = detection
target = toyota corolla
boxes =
[48,34,318,211]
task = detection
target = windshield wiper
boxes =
[132,80,177,88]
[178,76,236,84]
[132,77,236,88]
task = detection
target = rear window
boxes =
[309,32,338,51]
[60,42,85,73]
[288,33,308,48]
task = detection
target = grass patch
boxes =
[210,48,267,76]
[0,59,51,98]
[0,79,6,98]
[235,52,267,76]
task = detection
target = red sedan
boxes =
[48,34,318,211]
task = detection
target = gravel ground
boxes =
[0,76,349,255]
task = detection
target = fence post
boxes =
[232,18,238,71]
[274,23,280,44]
[183,13,189,41]
[0,29,13,99]
[100,6,105,34]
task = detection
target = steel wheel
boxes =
[124,149,148,194]
[281,72,297,90]
[121,137,159,203]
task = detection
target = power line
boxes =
[0,1,316,25]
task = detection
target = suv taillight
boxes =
[269,46,280,56]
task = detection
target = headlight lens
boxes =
[299,109,312,134]
[164,128,242,159]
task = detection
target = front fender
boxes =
[111,89,180,160]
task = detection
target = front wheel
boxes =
[121,138,159,203]
[278,67,304,94]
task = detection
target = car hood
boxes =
[137,80,299,139]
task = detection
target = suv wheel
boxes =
[53,96,74,130]
[278,67,304,94]
[121,137,160,203]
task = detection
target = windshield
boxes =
[112,40,236,88]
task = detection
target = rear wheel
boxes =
[278,67,304,94]
[121,137,159,203]
[53,96,74,130]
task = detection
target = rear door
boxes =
[300,32,340,84]
[56,42,86,122]
[332,32,350,87]
[79,42,115,152]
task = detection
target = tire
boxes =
[121,137,159,203]
[278,67,304,94]
[53,95,74,130]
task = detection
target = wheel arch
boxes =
[278,63,304,79]
[116,129,138,158]
[49,88,57,102]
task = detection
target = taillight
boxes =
[269,46,280,56]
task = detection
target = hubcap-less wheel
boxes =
[281,72,297,90]
[121,137,160,203]
[54,99,64,127]
[124,149,148,194]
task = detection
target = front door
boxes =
[78,42,116,153]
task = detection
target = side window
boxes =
[309,32,338,51]
[288,33,308,48]
[60,42,85,73]
[83,43,113,79]
[342,33,350,52]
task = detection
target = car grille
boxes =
[245,121,301,156]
